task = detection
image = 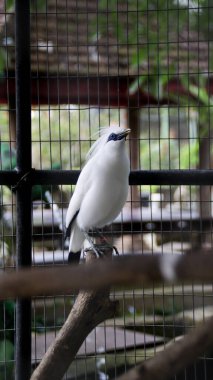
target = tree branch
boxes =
[1,252,213,379]
[0,253,213,299]
[30,250,118,380]
[116,315,213,380]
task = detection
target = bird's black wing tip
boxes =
[64,209,80,242]
[64,227,70,242]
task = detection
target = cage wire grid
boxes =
[0,0,213,379]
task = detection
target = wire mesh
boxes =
[0,0,213,379]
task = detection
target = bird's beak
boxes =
[117,128,131,140]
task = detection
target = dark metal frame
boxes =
[2,169,213,187]
[14,1,32,380]
[0,2,212,380]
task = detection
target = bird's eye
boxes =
[107,133,117,142]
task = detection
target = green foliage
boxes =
[0,340,14,380]
[5,0,14,12]
[140,136,198,170]
[0,301,15,377]
[0,109,10,142]
[0,50,7,76]
[5,0,46,12]
[96,0,212,105]
[0,300,15,342]
[96,0,190,95]
[179,139,199,168]
[31,106,122,169]
[188,88,213,145]
[174,76,213,136]
[140,106,199,171]
[193,0,213,70]
[0,143,16,170]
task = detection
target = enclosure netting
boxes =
[0,0,213,379]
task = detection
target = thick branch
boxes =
[116,315,213,380]
[30,251,118,380]
[1,253,213,299]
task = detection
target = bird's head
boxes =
[106,127,131,144]
[86,126,130,162]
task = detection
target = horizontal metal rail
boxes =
[1,169,213,186]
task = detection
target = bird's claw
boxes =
[84,245,104,258]
[83,244,119,259]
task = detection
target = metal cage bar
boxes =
[15,1,32,379]
[1,169,213,187]
[0,2,211,380]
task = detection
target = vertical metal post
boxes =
[15,1,32,379]
[126,108,140,205]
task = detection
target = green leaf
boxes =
[5,0,14,12]
[129,76,147,95]
[189,84,213,107]
[0,339,14,361]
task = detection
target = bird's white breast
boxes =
[77,143,130,230]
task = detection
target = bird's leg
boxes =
[83,231,104,258]
[95,229,119,256]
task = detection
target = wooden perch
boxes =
[116,315,213,380]
[1,253,213,299]
[30,250,118,380]
[29,250,213,380]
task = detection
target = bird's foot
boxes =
[83,230,119,259]
[95,242,120,257]
[94,229,119,256]
[84,245,105,258]
[85,244,119,258]
[84,244,119,259]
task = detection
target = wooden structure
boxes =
[0,2,211,114]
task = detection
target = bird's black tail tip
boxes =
[68,251,81,264]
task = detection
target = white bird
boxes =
[65,125,130,262]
